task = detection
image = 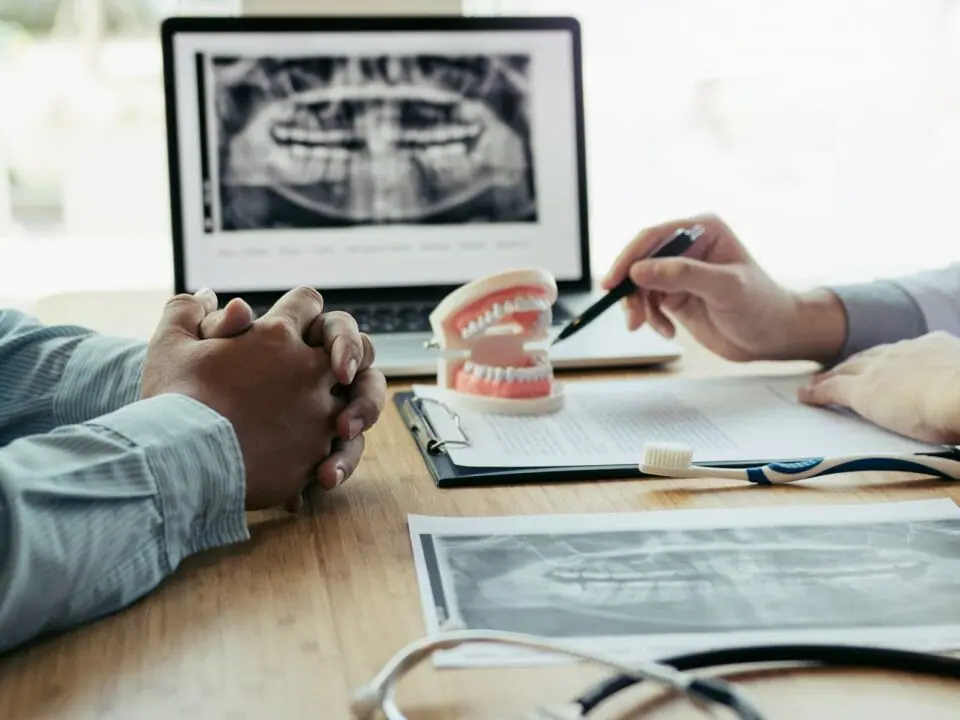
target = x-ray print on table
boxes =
[408,501,960,667]
[207,54,536,230]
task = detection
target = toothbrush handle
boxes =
[748,455,960,485]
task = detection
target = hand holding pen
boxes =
[581,213,846,366]
[553,224,704,344]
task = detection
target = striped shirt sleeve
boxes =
[0,309,145,443]
[0,309,249,654]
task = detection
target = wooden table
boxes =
[1,328,959,719]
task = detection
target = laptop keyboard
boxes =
[252,301,571,334]
[329,302,436,334]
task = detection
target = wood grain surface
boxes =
[1,330,958,720]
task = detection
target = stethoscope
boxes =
[349,630,960,719]
[572,642,960,719]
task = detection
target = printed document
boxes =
[407,498,960,667]
[412,375,943,468]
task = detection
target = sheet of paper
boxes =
[407,498,960,667]
[412,375,944,467]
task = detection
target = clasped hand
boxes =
[140,286,387,511]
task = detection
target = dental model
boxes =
[426,268,564,415]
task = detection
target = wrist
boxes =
[781,288,848,365]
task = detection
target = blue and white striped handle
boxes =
[746,454,960,485]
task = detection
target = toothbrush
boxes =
[640,442,960,485]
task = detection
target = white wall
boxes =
[466,0,960,287]
[241,0,462,14]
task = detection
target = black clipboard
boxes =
[393,391,645,487]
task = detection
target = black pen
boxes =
[552,224,704,346]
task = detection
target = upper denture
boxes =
[450,285,551,339]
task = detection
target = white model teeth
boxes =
[534,308,552,330]
[462,360,551,382]
[459,295,551,339]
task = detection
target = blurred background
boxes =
[1,0,959,306]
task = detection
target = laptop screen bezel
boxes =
[160,14,591,307]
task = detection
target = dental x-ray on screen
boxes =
[205,53,537,231]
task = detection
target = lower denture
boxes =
[452,358,552,399]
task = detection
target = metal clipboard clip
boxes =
[407,396,471,455]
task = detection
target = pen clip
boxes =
[651,223,704,254]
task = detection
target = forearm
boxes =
[0,310,146,442]
[0,395,248,655]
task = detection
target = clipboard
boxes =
[393,391,645,487]
[392,388,905,488]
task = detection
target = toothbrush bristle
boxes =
[641,442,695,471]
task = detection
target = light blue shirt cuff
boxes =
[828,281,928,361]
[55,335,146,424]
[889,266,960,338]
[87,394,249,565]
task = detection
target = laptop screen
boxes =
[165,20,586,294]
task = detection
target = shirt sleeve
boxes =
[0,307,249,653]
[828,280,929,360]
[888,263,960,337]
[0,309,147,444]
[0,393,249,655]
[827,263,960,360]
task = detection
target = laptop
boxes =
[160,15,681,376]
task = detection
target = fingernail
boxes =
[335,467,345,486]
[348,418,363,440]
[346,358,358,383]
[193,288,217,312]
